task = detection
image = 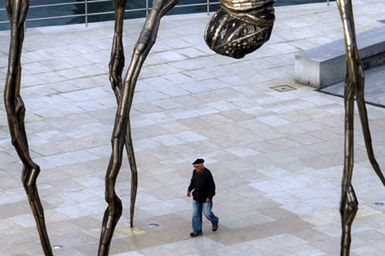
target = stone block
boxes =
[295,25,385,88]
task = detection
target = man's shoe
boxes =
[212,223,218,232]
[190,232,202,237]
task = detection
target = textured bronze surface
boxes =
[204,0,275,58]
[336,1,385,255]
[221,0,274,12]
[97,0,178,255]
[3,0,53,255]
[109,0,138,229]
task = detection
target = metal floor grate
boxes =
[270,85,297,92]
[148,223,160,228]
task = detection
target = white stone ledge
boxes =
[294,25,385,89]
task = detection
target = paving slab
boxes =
[322,63,385,107]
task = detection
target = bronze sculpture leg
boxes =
[98,0,178,254]
[4,0,53,255]
[337,0,385,255]
[356,76,385,184]
[109,0,138,228]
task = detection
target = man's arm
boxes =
[187,171,195,196]
[207,171,216,201]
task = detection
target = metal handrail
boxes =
[0,0,333,28]
[0,0,220,27]
[85,0,89,27]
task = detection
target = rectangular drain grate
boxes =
[270,85,296,92]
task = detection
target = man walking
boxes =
[187,158,219,237]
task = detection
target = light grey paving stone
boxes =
[113,251,145,256]
[322,63,385,107]
[9,213,37,228]
[173,131,206,142]
[158,85,190,97]
[257,115,291,126]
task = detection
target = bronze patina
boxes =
[335,1,385,255]
[204,0,275,59]
[3,0,384,255]
[4,0,53,255]
[97,0,178,255]
[108,0,138,231]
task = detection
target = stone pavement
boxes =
[1,1,385,255]
[322,63,385,107]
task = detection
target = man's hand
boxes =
[187,191,192,197]
[206,198,211,203]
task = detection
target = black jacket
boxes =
[188,168,216,203]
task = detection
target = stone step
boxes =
[294,25,385,89]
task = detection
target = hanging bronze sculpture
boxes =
[3,0,384,255]
[204,0,275,59]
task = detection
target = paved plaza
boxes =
[1,1,385,255]
[323,64,385,107]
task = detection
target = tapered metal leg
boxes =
[124,122,138,227]
[340,184,358,256]
[4,0,53,255]
[98,0,178,254]
[336,0,385,255]
[109,0,138,228]
[355,76,385,185]
[340,77,356,256]
[109,2,125,101]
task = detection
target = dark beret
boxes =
[192,158,204,164]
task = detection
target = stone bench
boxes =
[294,25,385,89]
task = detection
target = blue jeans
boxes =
[192,200,219,233]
